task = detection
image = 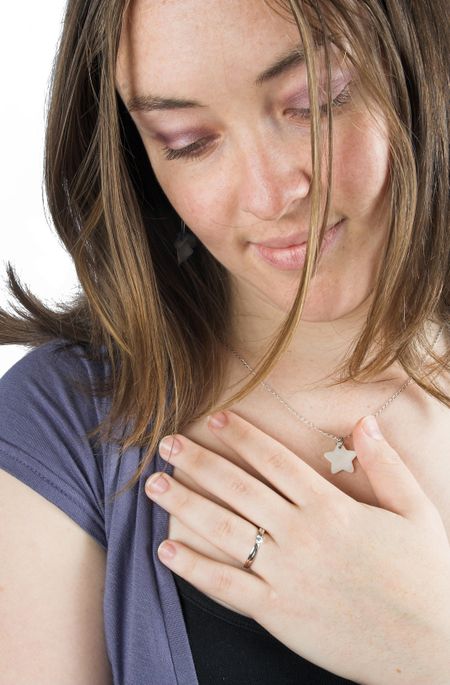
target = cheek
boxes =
[333,114,390,214]
[146,153,236,250]
[171,186,228,249]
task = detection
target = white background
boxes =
[0,1,78,378]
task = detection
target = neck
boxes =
[230,287,379,392]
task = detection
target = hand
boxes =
[145,411,450,685]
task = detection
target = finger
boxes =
[145,472,277,575]
[207,410,339,506]
[353,416,438,524]
[158,433,291,540]
[156,537,269,620]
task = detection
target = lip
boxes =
[253,220,343,249]
[249,219,345,271]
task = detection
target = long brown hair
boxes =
[1,0,448,497]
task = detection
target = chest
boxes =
[167,387,450,616]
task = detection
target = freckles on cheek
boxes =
[156,179,226,250]
[141,138,237,231]
[145,167,231,246]
[179,196,223,242]
[334,120,390,210]
[145,164,199,226]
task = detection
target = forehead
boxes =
[116,0,302,98]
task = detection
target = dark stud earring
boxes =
[174,220,197,265]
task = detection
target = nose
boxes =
[239,135,311,222]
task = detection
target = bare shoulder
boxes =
[0,469,113,685]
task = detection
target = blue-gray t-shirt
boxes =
[0,339,199,685]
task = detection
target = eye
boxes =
[286,82,353,120]
[162,137,214,162]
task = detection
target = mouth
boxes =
[252,219,344,249]
[249,219,345,271]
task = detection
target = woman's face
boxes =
[116,0,390,323]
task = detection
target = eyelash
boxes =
[162,83,352,162]
[288,84,352,120]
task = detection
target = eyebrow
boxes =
[126,42,314,113]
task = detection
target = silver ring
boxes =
[243,526,265,569]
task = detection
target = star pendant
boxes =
[324,440,357,474]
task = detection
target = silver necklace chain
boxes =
[229,324,444,448]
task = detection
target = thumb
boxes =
[353,415,432,522]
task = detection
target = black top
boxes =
[174,573,358,684]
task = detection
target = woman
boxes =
[0,0,449,683]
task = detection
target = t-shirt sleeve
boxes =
[0,340,107,550]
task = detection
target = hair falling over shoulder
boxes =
[1,0,448,497]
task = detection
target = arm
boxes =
[0,469,113,685]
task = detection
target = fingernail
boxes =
[207,411,227,428]
[146,473,169,493]
[158,541,176,560]
[362,415,384,441]
[159,436,182,458]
